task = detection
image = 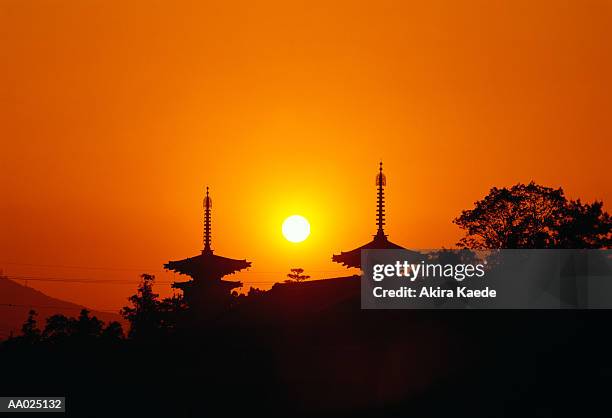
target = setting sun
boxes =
[282,215,311,243]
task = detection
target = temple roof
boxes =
[332,233,422,269]
[165,249,251,280]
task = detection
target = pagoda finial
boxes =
[203,186,213,252]
[375,161,387,238]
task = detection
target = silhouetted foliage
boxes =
[232,286,267,304]
[21,309,41,343]
[285,268,310,283]
[42,309,122,342]
[42,314,71,342]
[101,321,124,341]
[121,274,186,339]
[454,182,612,249]
[246,286,266,297]
[73,309,104,338]
[6,309,123,347]
[159,293,188,329]
[557,199,612,248]
[121,274,161,338]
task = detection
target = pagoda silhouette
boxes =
[333,162,420,269]
[164,187,251,315]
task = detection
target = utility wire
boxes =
[2,276,293,285]
[0,303,121,314]
[0,261,351,275]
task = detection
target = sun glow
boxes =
[282,215,311,243]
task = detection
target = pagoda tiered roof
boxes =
[332,232,421,269]
[165,248,251,280]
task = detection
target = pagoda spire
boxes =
[203,187,212,253]
[333,161,422,269]
[375,161,387,239]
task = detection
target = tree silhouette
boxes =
[121,274,162,339]
[42,314,71,341]
[21,309,41,343]
[72,309,104,339]
[232,286,266,304]
[121,274,185,338]
[557,199,612,248]
[41,311,123,342]
[100,321,124,341]
[454,182,611,249]
[285,268,310,283]
[158,293,188,331]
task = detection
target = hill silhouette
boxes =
[0,277,122,339]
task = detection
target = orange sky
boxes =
[1,0,611,311]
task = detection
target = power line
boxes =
[0,262,165,273]
[0,303,121,314]
[2,273,351,286]
[4,276,172,284]
[0,261,351,275]
[3,276,287,285]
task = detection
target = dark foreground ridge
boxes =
[1,275,612,418]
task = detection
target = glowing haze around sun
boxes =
[282,215,310,243]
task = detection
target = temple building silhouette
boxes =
[333,162,419,269]
[164,187,251,315]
